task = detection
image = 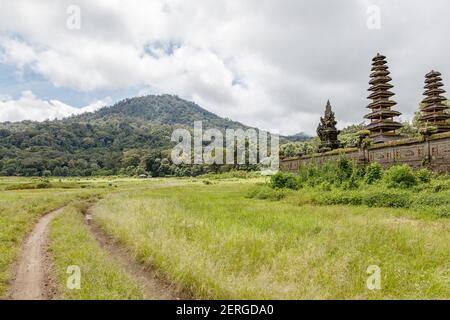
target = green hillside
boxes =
[71,94,250,129]
[0,94,300,177]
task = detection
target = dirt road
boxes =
[8,208,62,300]
[8,201,182,300]
[85,207,181,300]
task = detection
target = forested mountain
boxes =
[285,132,310,142]
[70,95,250,130]
[0,94,298,177]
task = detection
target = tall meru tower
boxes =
[364,53,402,143]
[419,70,450,133]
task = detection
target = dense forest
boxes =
[1,94,448,177]
[0,95,306,177]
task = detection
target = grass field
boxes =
[49,202,144,299]
[92,180,450,299]
[1,176,449,299]
[0,177,108,297]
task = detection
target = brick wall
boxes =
[280,133,450,174]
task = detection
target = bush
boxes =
[363,191,411,208]
[318,182,332,191]
[413,193,450,207]
[342,173,359,190]
[415,168,431,183]
[365,162,383,184]
[246,186,286,201]
[383,165,417,189]
[313,189,413,208]
[433,180,450,192]
[36,181,51,189]
[337,156,353,181]
[35,179,51,189]
[313,190,363,206]
[270,172,300,190]
[436,207,450,218]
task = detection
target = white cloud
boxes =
[0,37,37,69]
[0,0,449,135]
[0,91,111,122]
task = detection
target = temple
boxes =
[317,100,340,152]
[419,70,450,133]
[281,53,450,174]
[364,53,402,143]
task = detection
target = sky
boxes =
[0,0,449,135]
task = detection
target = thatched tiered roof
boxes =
[419,70,450,133]
[364,53,402,143]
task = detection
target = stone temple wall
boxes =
[280,132,450,174]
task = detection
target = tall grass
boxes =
[92,183,450,299]
[49,203,144,299]
[0,177,104,297]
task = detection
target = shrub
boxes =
[433,181,450,192]
[298,164,321,187]
[246,186,286,201]
[416,168,431,183]
[270,172,300,190]
[383,165,417,189]
[436,207,450,218]
[337,156,353,181]
[313,190,363,206]
[354,166,366,180]
[342,173,359,190]
[365,162,383,184]
[318,182,332,191]
[363,191,411,208]
[36,182,51,189]
[313,188,419,209]
[413,193,450,207]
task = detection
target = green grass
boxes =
[0,176,181,298]
[49,203,144,299]
[0,179,105,297]
[92,181,450,299]
[2,176,449,300]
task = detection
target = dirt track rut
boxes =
[85,207,181,300]
[9,197,182,300]
[9,208,62,300]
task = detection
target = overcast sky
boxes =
[0,0,449,135]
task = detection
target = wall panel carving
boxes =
[280,136,450,174]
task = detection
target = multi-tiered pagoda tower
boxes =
[365,53,402,143]
[419,70,450,133]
